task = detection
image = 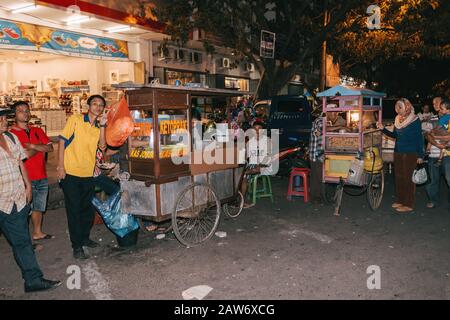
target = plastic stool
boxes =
[248,175,274,205]
[287,167,310,202]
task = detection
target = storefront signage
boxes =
[159,120,187,135]
[0,19,129,61]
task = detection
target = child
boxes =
[429,99,450,165]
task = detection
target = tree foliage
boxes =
[328,0,450,97]
[153,0,449,99]
[153,0,363,98]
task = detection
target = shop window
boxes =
[166,70,195,86]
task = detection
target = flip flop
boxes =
[33,234,55,241]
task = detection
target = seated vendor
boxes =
[241,121,270,208]
[326,112,348,132]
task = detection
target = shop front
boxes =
[0,18,134,136]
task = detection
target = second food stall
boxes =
[317,85,386,215]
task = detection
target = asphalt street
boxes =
[1,173,449,300]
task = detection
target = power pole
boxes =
[320,1,329,92]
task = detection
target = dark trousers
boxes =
[0,204,43,286]
[394,152,418,208]
[310,160,323,202]
[425,157,450,207]
[61,174,95,249]
[94,174,120,196]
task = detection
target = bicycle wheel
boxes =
[172,183,221,247]
[223,191,244,218]
[367,169,384,211]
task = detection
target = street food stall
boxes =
[118,84,248,246]
[317,85,386,215]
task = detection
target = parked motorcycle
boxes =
[276,137,310,176]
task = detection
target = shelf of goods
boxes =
[31,109,67,137]
[102,87,121,106]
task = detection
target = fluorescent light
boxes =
[106,25,132,33]
[66,16,91,25]
[11,4,37,14]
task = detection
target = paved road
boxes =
[1,174,449,300]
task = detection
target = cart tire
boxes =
[223,191,244,218]
[367,169,384,211]
[172,183,221,247]
[321,183,337,205]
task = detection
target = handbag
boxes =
[412,163,428,185]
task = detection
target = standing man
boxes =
[426,98,450,209]
[10,101,54,242]
[0,108,60,293]
[57,95,107,260]
[309,111,347,204]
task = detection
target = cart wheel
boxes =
[223,191,244,218]
[367,169,384,211]
[321,183,337,205]
[172,183,221,247]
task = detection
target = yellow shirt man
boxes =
[59,114,100,177]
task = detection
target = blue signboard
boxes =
[0,18,129,61]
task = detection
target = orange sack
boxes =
[106,96,135,147]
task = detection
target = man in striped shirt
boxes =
[0,108,60,293]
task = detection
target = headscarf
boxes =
[394,98,417,129]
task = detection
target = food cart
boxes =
[118,84,248,246]
[317,85,386,215]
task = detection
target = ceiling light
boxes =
[19,51,25,54]
[106,25,132,33]
[11,4,37,14]
[66,16,91,25]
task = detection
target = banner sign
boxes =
[260,30,276,59]
[0,19,129,61]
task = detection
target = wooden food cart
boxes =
[119,84,248,246]
[317,85,386,215]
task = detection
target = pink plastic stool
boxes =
[287,167,310,203]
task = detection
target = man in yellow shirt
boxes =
[57,95,107,260]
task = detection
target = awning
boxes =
[317,85,386,97]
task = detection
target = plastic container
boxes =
[116,228,139,247]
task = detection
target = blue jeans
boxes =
[425,157,450,206]
[31,178,49,212]
[0,204,43,286]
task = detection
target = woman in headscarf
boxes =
[380,98,424,213]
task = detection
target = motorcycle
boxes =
[276,137,310,176]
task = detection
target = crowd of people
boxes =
[309,96,450,213]
[0,95,108,293]
[1,92,449,293]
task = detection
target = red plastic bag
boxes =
[106,96,134,147]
